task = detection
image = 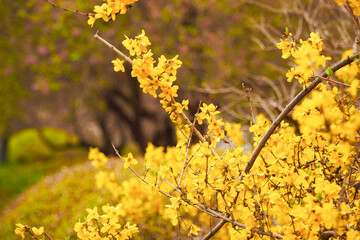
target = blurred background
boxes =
[0,0,357,238]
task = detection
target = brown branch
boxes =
[94,32,133,64]
[239,54,359,180]
[43,0,92,17]
[44,231,53,240]
[346,2,360,30]
[201,219,227,240]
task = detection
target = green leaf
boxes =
[326,67,333,76]
[285,27,289,35]
[317,192,323,201]
[344,76,349,84]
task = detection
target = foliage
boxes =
[7,127,80,163]
[12,0,360,240]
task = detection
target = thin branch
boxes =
[44,231,53,240]
[346,2,360,30]
[94,32,133,64]
[239,54,359,180]
[201,219,227,240]
[43,0,92,17]
[178,112,198,186]
[316,75,360,89]
[112,144,175,199]
[24,227,39,240]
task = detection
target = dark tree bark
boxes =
[0,136,8,163]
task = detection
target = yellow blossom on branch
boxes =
[112,58,125,72]
[14,223,26,239]
[31,226,44,237]
[88,0,139,27]
[124,152,138,168]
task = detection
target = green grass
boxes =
[0,148,87,210]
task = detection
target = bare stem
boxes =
[43,0,92,17]
[94,33,133,64]
[346,2,360,30]
[112,144,175,199]
[316,75,360,89]
[44,231,53,240]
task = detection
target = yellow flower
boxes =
[102,204,125,220]
[88,147,108,168]
[349,79,359,100]
[346,230,360,239]
[124,152,138,168]
[14,223,26,239]
[188,224,202,236]
[120,222,139,239]
[111,58,125,72]
[277,38,295,59]
[87,16,96,27]
[86,207,99,221]
[333,0,347,5]
[100,219,121,235]
[32,226,44,236]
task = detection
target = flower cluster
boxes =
[334,0,360,15]
[88,0,139,27]
[113,30,189,125]
[99,31,360,239]
[74,204,138,240]
[334,49,360,99]
[196,103,225,146]
[277,32,331,86]
[89,147,123,198]
[15,224,45,240]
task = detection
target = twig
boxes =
[43,0,92,17]
[24,227,39,240]
[243,83,256,124]
[201,219,227,240]
[239,54,359,180]
[112,144,175,199]
[94,32,133,64]
[163,177,182,194]
[44,231,53,240]
[346,2,360,30]
[316,75,360,89]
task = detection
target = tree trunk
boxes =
[0,136,8,163]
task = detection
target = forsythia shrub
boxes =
[15,0,360,239]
